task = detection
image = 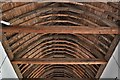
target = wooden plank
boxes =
[2,34,23,78]
[0,26,120,34]
[12,58,107,65]
[95,35,120,78]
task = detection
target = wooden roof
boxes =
[0,2,120,79]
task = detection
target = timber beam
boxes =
[0,25,120,34]
[12,58,107,65]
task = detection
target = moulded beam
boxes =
[1,25,120,34]
[12,58,107,65]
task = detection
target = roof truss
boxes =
[1,2,120,79]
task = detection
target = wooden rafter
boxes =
[2,35,23,78]
[1,25,120,34]
[105,35,120,61]
[1,2,120,78]
[95,35,120,78]
[12,58,107,65]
